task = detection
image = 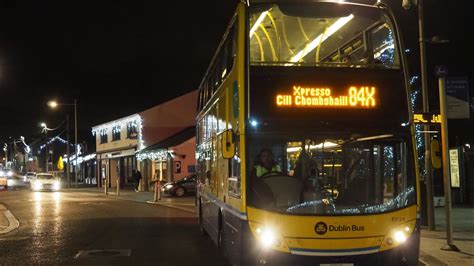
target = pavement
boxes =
[0,203,20,234]
[64,185,196,214]
[419,206,474,265]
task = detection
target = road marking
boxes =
[75,249,131,259]
[0,204,20,235]
[0,236,30,241]
[419,251,448,266]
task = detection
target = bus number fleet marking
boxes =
[276,86,377,108]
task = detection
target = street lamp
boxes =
[48,99,78,188]
[40,123,50,171]
[40,119,71,188]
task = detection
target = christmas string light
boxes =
[92,114,144,150]
[136,149,169,161]
[38,136,74,153]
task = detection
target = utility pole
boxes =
[74,99,78,188]
[67,114,71,188]
[417,0,435,230]
[3,143,7,167]
[45,132,48,172]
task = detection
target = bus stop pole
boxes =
[438,77,459,251]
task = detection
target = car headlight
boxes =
[165,184,173,189]
[33,181,42,191]
[53,181,60,190]
[7,171,12,177]
[0,171,4,176]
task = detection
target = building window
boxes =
[100,130,108,144]
[127,122,138,139]
[112,126,121,141]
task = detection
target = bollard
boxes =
[104,178,108,195]
[117,179,120,196]
[154,181,161,202]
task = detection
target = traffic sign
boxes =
[435,65,448,77]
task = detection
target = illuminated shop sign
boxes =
[276,86,377,108]
[413,113,441,124]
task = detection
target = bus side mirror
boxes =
[222,129,236,159]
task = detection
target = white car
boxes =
[30,173,61,191]
[0,169,13,178]
[23,172,37,183]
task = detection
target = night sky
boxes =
[0,0,472,150]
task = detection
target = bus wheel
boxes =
[199,200,207,236]
[217,211,224,249]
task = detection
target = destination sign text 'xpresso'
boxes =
[276,86,377,108]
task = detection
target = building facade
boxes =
[93,114,141,188]
[92,90,198,190]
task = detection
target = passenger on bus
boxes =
[251,148,281,179]
[294,148,319,184]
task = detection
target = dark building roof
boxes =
[138,126,195,153]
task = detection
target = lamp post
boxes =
[40,123,49,172]
[41,120,70,188]
[48,99,78,188]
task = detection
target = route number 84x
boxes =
[349,86,376,107]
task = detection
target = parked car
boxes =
[30,173,61,191]
[23,172,36,183]
[161,174,196,197]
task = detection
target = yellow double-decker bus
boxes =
[196,1,420,265]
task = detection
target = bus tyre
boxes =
[199,201,207,236]
[217,211,224,249]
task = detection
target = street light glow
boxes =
[40,122,47,128]
[48,101,58,108]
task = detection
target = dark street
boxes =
[0,185,227,265]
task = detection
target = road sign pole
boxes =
[438,76,459,252]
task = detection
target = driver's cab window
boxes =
[249,146,284,179]
[247,136,415,215]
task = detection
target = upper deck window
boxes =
[249,3,400,68]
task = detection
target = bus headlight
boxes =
[256,227,279,248]
[393,230,407,243]
[381,221,416,251]
[249,221,289,252]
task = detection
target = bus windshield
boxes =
[247,133,416,215]
[249,3,399,68]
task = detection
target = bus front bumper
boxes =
[243,221,421,266]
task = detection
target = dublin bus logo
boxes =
[315,222,327,235]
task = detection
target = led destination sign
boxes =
[276,85,377,108]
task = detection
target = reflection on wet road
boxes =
[0,186,227,265]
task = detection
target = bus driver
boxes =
[251,148,281,178]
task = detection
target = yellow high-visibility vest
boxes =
[255,164,281,177]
